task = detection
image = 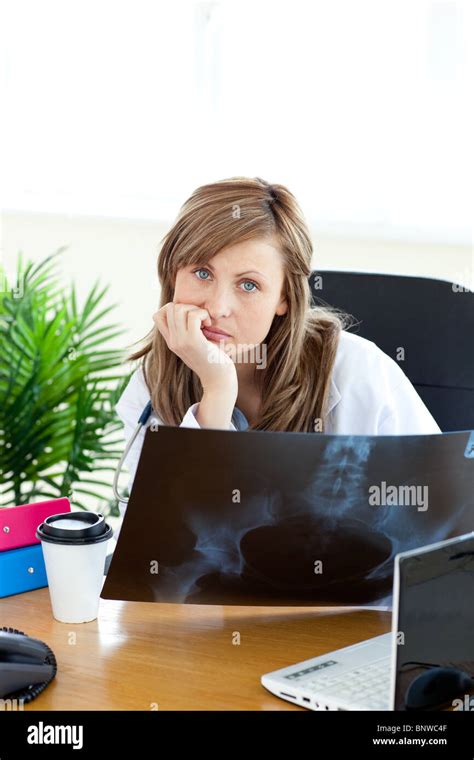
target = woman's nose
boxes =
[203,290,233,318]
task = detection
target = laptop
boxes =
[102,426,473,607]
[261,532,474,710]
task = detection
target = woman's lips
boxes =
[201,327,231,341]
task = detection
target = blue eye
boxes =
[192,268,259,293]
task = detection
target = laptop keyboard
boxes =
[302,656,391,710]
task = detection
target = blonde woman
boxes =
[115,177,440,514]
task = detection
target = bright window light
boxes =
[2,0,472,244]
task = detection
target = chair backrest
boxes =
[309,270,474,432]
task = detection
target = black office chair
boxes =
[309,270,474,432]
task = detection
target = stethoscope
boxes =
[112,401,153,505]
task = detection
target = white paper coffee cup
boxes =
[36,512,113,623]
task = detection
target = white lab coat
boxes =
[114,330,441,527]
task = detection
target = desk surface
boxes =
[2,588,391,710]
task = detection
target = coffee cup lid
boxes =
[36,511,113,545]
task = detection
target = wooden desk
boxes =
[1,587,391,710]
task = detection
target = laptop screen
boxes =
[394,534,474,710]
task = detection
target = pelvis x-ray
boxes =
[101,427,474,606]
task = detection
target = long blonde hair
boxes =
[128,176,354,432]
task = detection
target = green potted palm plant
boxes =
[0,248,131,517]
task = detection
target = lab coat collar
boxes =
[326,375,342,416]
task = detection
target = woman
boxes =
[115,176,440,509]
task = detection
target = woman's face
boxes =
[172,237,288,350]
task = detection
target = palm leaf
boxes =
[0,250,133,512]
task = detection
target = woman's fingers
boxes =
[173,303,190,342]
[152,302,237,391]
[152,307,170,343]
[187,307,213,339]
[153,303,210,350]
[165,303,177,348]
